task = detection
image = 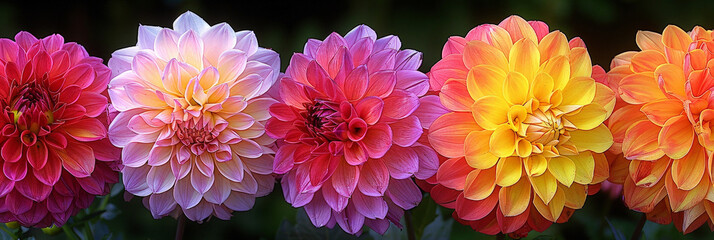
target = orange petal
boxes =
[463,40,508,71]
[541,55,570,90]
[640,99,683,126]
[623,120,665,160]
[618,72,667,105]
[623,176,667,212]
[591,152,610,184]
[635,30,664,51]
[428,112,481,158]
[538,31,569,63]
[532,186,565,222]
[662,25,693,52]
[658,115,694,160]
[592,82,616,117]
[489,124,517,157]
[630,50,667,73]
[508,39,540,80]
[495,156,522,187]
[464,130,499,169]
[665,170,709,212]
[498,15,538,44]
[499,176,532,216]
[466,65,506,100]
[655,63,686,98]
[629,158,671,188]
[436,157,472,190]
[440,79,474,112]
[670,145,706,191]
[524,155,547,177]
[464,167,497,201]
[609,105,648,144]
[568,47,592,79]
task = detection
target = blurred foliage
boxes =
[1,0,714,239]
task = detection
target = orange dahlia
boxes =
[607,25,714,233]
[426,15,615,236]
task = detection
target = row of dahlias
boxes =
[1,10,713,237]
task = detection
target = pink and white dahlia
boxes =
[0,32,119,227]
[107,11,280,221]
[266,25,438,234]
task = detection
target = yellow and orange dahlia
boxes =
[426,15,615,236]
[607,25,714,233]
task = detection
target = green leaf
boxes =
[409,194,437,240]
[606,218,626,240]
[421,208,453,240]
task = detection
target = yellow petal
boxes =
[568,124,613,153]
[569,152,595,185]
[464,167,496,201]
[662,25,693,51]
[541,55,570,91]
[503,71,529,105]
[496,156,522,187]
[530,73,554,103]
[538,31,569,63]
[499,177,531,216]
[463,40,508,71]
[464,130,499,169]
[592,82,616,118]
[635,30,664,51]
[530,170,557,204]
[665,170,709,212]
[548,156,576,187]
[515,138,533,158]
[489,124,517,157]
[532,185,565,222]
[560,76,596,106]
[509,39,540,80]
[564,103,607,131]
[562,183,587,209]
[524,155,547,177]
[568,47,592,78]
[658,115,695,160]
[466,65,506,100]
[472,96,509,130]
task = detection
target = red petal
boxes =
[360,123,392,158]
[56,142,96,178]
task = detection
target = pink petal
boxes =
[354,96,384,125]
[178,30,204,69]
[154,28,180,60]
[344,141,368,166]
[353,191,388,219]
[0,170,15,197]
[231,172,258,195]
[315,33,348,70]
[148,146,172,166]
[367,49,397,73]
[436,157,470,190]
[201,23,237,65]
[269,103,297,122]
[5,191,32,215]
[148,191,177,218]
[382,146,419,179]
[61,118,107,142]
[365,218,390,235]
[382,89,419,120]
[304,191,332,227]
[357,158,389,197]
[349,37,374,67]
[137,25,161,49]
[174,177,202,209]
[389,115,422,147]
[16,174,51,201]
[273,144,298,174]
[360,123,392,158]
[147,164,175,194]
[278,79,311,109]
[442,36,467,58]
[395,70,428,96]
[123,166,151,196]
[322,180,349,212]
[32,51,52,79]
[183,201,213,222]
[216,157,245,182]
[1,138,22,163]
[332,161,359,197]
[386,178,422,210]
[365,71,396,98]
[121,142,152,167]
[374,35,401,52]
[231,139,263,158]
[204,176,231,204]
[335,203,365,234]
[343,65,369,100]
[172,11,210,33]
[309,154,336,186]
[412,145,438,180]
[413,95,449,129]
[57,142,95,178]
[344,25,377,46]
[528,21,549,41]
[235,30,258,56]
[224,191,255,211]
[428,54,467,91]
[26,141,48,169]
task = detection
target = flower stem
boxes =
[175,214,187,240]
[62,225,80,240]
[405,210,416,240]
[631,213,647,240]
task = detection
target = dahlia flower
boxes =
[107,11,279,221]
[0,32,119,227]
[266,25,438,234]
[607,25,714,233]
[425,15,615,236]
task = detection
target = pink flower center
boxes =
[5,81,55,144]
[176,120,219,155]
[302,100,345,142]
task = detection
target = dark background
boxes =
[2,0,713,239]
